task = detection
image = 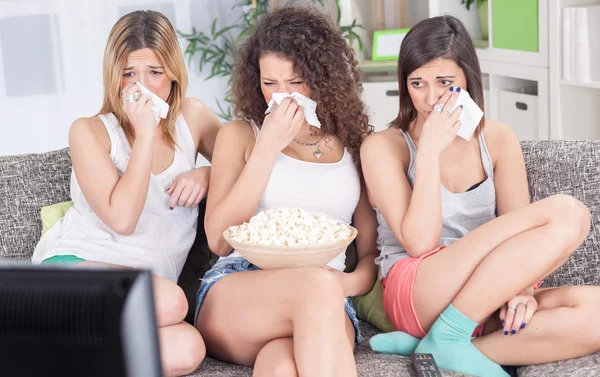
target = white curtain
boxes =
[0,0,237,156]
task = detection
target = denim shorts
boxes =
[194,257,363,344]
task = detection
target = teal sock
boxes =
[414,304,509,377]
[369,332,420,355]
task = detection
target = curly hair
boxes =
[231,5,372,166]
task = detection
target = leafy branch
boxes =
[461,0,487,11]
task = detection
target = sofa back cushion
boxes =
[0,148,71,260]
[521,141,600,287]
[1,141,599,288]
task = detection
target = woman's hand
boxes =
[499,290,538,335]
[256,98,305,156]
[418,87,463,156]
[122,83,157,141]
[324,266,354,297]
[167,166,210,209]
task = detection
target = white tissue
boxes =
[449,90,484,141]
[135,81,170,122]
[265,92,321,128]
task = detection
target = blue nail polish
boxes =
[521,323,526,329]
[456,87,461,93]
[501,320,505,326]
[504,331,508,336]
[449,86,454,92]
[511,330,517,335]
[460,105,463,108]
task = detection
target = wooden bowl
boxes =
[223,226,358,269]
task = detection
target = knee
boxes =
[164,329,206,377]
[262,358,298,377]
[158,284,189,326]
[548,195,591,247]
[296,268,345,312]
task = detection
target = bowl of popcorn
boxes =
[223,207,358,269]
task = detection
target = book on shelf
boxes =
[562,5,600,84]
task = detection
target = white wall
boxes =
[0,0,237,157]
[0,0,405,157]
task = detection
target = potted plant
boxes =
[461,0,488,40]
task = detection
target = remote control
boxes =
[411,353,443,377]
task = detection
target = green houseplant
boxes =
[461,0,488,40]
[178,0,364,120]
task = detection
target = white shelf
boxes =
[560,80,600,90]
[433,0,549,69]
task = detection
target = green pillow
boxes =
[40,201,74,237]
[351,279,394,333]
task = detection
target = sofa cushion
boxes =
[0,148,71,260]
[517,352,600,377]
[178,198,219,324]
[40,200,74,237]
[521,141,600,287]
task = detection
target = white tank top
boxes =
[32,113,199,282]
[221,121,361,271]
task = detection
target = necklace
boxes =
[293,133,326,159]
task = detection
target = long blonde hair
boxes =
[98,10,188,149]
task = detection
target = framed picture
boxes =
[372,28,410,61]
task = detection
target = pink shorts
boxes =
[382,246,486,338]
[382,247,544,339]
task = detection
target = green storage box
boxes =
[492,0,539,52]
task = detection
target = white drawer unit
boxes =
[498,90,539,141]
[362,81,400,132]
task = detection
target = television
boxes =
[0,264,163,377]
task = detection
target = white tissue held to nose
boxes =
[449,89,484,141]
[265,91,322,129]
[135,81,170,122]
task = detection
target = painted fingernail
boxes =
[456,87,462,92]
[449,86,454,92]
[170,207,174,210]
[511,330,517,335]
[504,331,509,336]
[501,320,505,326]
[460,105,464,108]
[521,323,526,329]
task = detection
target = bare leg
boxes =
[160,323,206,377]
[78,261,206,376]
[405,195,590,376]
[473,286,600,365]
[196,267,357,377]
[252,316,356,377]
[252,338,297,377]
[413,195,590,328]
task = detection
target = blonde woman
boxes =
[31,10,220,376]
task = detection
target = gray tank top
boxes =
[375,130,497,279]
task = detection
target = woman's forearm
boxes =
[105,135,154,234]
[345,253,378,297]
[401,148,443,256]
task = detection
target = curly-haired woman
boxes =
[193,5,379,377]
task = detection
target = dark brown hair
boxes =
[391,15,485,134]
[231,5,372,165]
